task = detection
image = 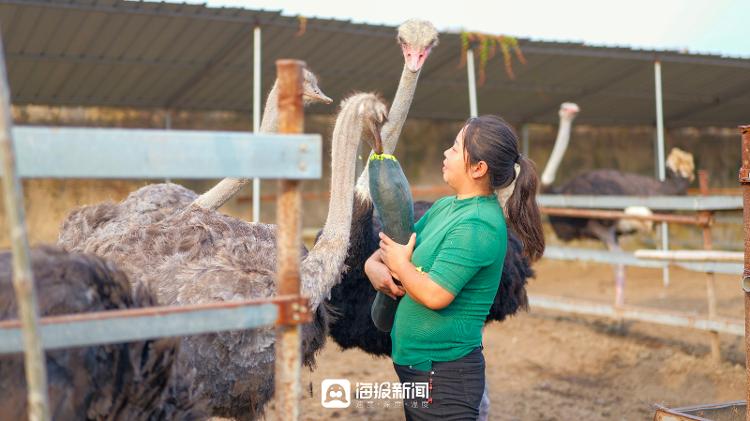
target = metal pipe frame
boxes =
[0,295,311,354]
[4,127,322,180]
[529,294,743,336]
[537,194,742,211]
[0,55,313,419]
[544,246,741,275]
[466,48,478,118]
[0,29,50,421]
[654,60,671,288]
[540,206,711,226]
[252,25,261,223]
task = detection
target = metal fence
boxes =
[0,57,317,420]
[531,168,744,365]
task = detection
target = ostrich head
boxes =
[617,206,654,235]
[344,93,388,153]
[398,19,439,72]
[559,102,580,121]
[302,68,333,105]
[666,147,695,182]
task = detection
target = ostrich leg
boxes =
[587,221,625,307]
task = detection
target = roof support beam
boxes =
[1,0,396,39]
[519,45,750,69]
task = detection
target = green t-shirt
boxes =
[390,193,507,371]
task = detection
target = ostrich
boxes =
[325,19,531,354]
[60,68,332,251]
[321,19,531,421]
[193,68,333,210]
[0,246,204,420]
[540,102,695,305]
[58,93,387,420]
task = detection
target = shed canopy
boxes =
[2,0,749,127]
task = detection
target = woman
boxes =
[365,115,544,420]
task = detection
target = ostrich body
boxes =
[60,70,331,251]
[192,69,333,211]
[327,200,533,356]
[541,102,695,304]
[322,20,530,421]
[58,93,387,420]
[0,246,204,420]
[326,19,532,352]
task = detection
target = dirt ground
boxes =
[278,258,746,421]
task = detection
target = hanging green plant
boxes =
[478,35,491,85]
[458,31,526,84]
[459,32,471,68]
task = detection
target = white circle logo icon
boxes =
[321,379,351,408]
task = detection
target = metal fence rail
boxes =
[539,170,744,365]
[529,294,744,336]
[544,246,742,275]
[538,194,742,211]
[0,58,316,420]
[0,295,309,353]
[5,127,321,179]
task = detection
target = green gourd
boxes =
[369,153,414,333]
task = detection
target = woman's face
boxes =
[442,127,470,189]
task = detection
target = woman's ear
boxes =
[471,161,489,179]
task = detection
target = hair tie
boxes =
[497,163,522,216]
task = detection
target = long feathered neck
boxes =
[191,83,280,210]
[540,116,574,187]
[301,102,364,310]
[354,66,420,199]
[659,169,692,195]
[259,82,279,133]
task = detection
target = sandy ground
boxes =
[269,258,747,421]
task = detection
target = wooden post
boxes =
[738,124,750,421]
[274,59,304,421]
[0,32,50,420]
[699,170,721,363]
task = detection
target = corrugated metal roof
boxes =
[1,0,748,127]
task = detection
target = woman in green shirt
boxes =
[365,115,544,420]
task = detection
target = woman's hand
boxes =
[379,232,416,276]
[364,250,405,300]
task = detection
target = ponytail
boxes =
[463,115,546,262]
[505,156,545,262]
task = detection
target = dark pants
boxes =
[393,346,485,421]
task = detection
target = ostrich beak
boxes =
[368,120,384,155]
[402,44,432,72]
[305,90,333,104]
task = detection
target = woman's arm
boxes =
[378,232,455,310]
[364,249,405,300]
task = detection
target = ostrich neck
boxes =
[355,65,420,198]
[540,118,573,187]
[659,170,692,195]
[382,66,420,154]
[259,83,280,133]
[191,83,280,210]
[301,103,363,310]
